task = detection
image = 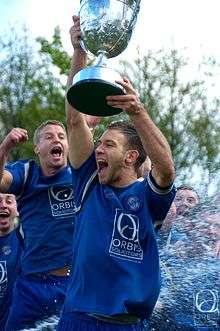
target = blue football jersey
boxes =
[0,230,22,326]
[5,160,75,274]
[64,152,176,319]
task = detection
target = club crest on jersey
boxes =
[48,185,76,217]
[109,209,143,261]
[1,245,11,255]
[125,195,141,212]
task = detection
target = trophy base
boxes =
[67,79,125,117]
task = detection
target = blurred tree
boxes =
[120,49,220,183]
[1,25,220,191]
[37,26,71,76]
[37,26,94,74]
[41,37,218,188]
[0,26,65,161]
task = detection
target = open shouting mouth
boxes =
[50,146,63,159]
[97,159,108,174]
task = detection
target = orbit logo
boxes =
[193,289,219,327]
[109,209,143,261]
[48,185,76,217]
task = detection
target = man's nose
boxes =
[53,136,61,143]
[96,144,104,153]
[183,199,190,206]
[0,201,7,208]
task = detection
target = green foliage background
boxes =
[0,26,219,192]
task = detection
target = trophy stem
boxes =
[67,63,125,116]
[95,52,108,67]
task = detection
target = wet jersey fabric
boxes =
[0,230,22,330]
[5,273,69,331]
[63,152,176,320]
[5,160,75,274]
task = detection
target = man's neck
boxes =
[0,229,11,237]
[110,172,138,188]
[40,164,66,177]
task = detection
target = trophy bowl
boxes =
[67,0,141,116]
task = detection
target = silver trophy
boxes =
[67,0,141,116]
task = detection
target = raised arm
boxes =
[66,15,94,168]
[0,128,28,192]
[106,78,175,187]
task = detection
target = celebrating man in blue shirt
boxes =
[0,193,21,331]
[57,16,176,331]
[0,120,75,330]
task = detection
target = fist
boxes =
[2,128,28,151]
[70,15,83,50]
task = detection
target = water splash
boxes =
[20,315,59,331]
[21,185,220,331]
[148,196,220,331]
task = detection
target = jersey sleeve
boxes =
[71,152,97,208]
[5,160,27,196]
[145,171,176,229]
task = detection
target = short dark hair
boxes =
[107,120,146,171]
[177,185,200,201]
[33,120,66,145]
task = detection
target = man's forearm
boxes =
[130,106,175,186]
[0,143,8,177]
[0,144,10,191]
[66,48,87,127]
[67,48,87,88]
[66,34,94,168]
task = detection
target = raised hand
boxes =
[70,15,83,50]
[1,128,28,152]
[106,78,143,116]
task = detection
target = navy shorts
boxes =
[5,273,69,331]
[57,312,144,331]
[0,309,9,331]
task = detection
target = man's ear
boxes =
[34,145,39,155]
[124,150,139,167]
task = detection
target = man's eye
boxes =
[187,198,194,203]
